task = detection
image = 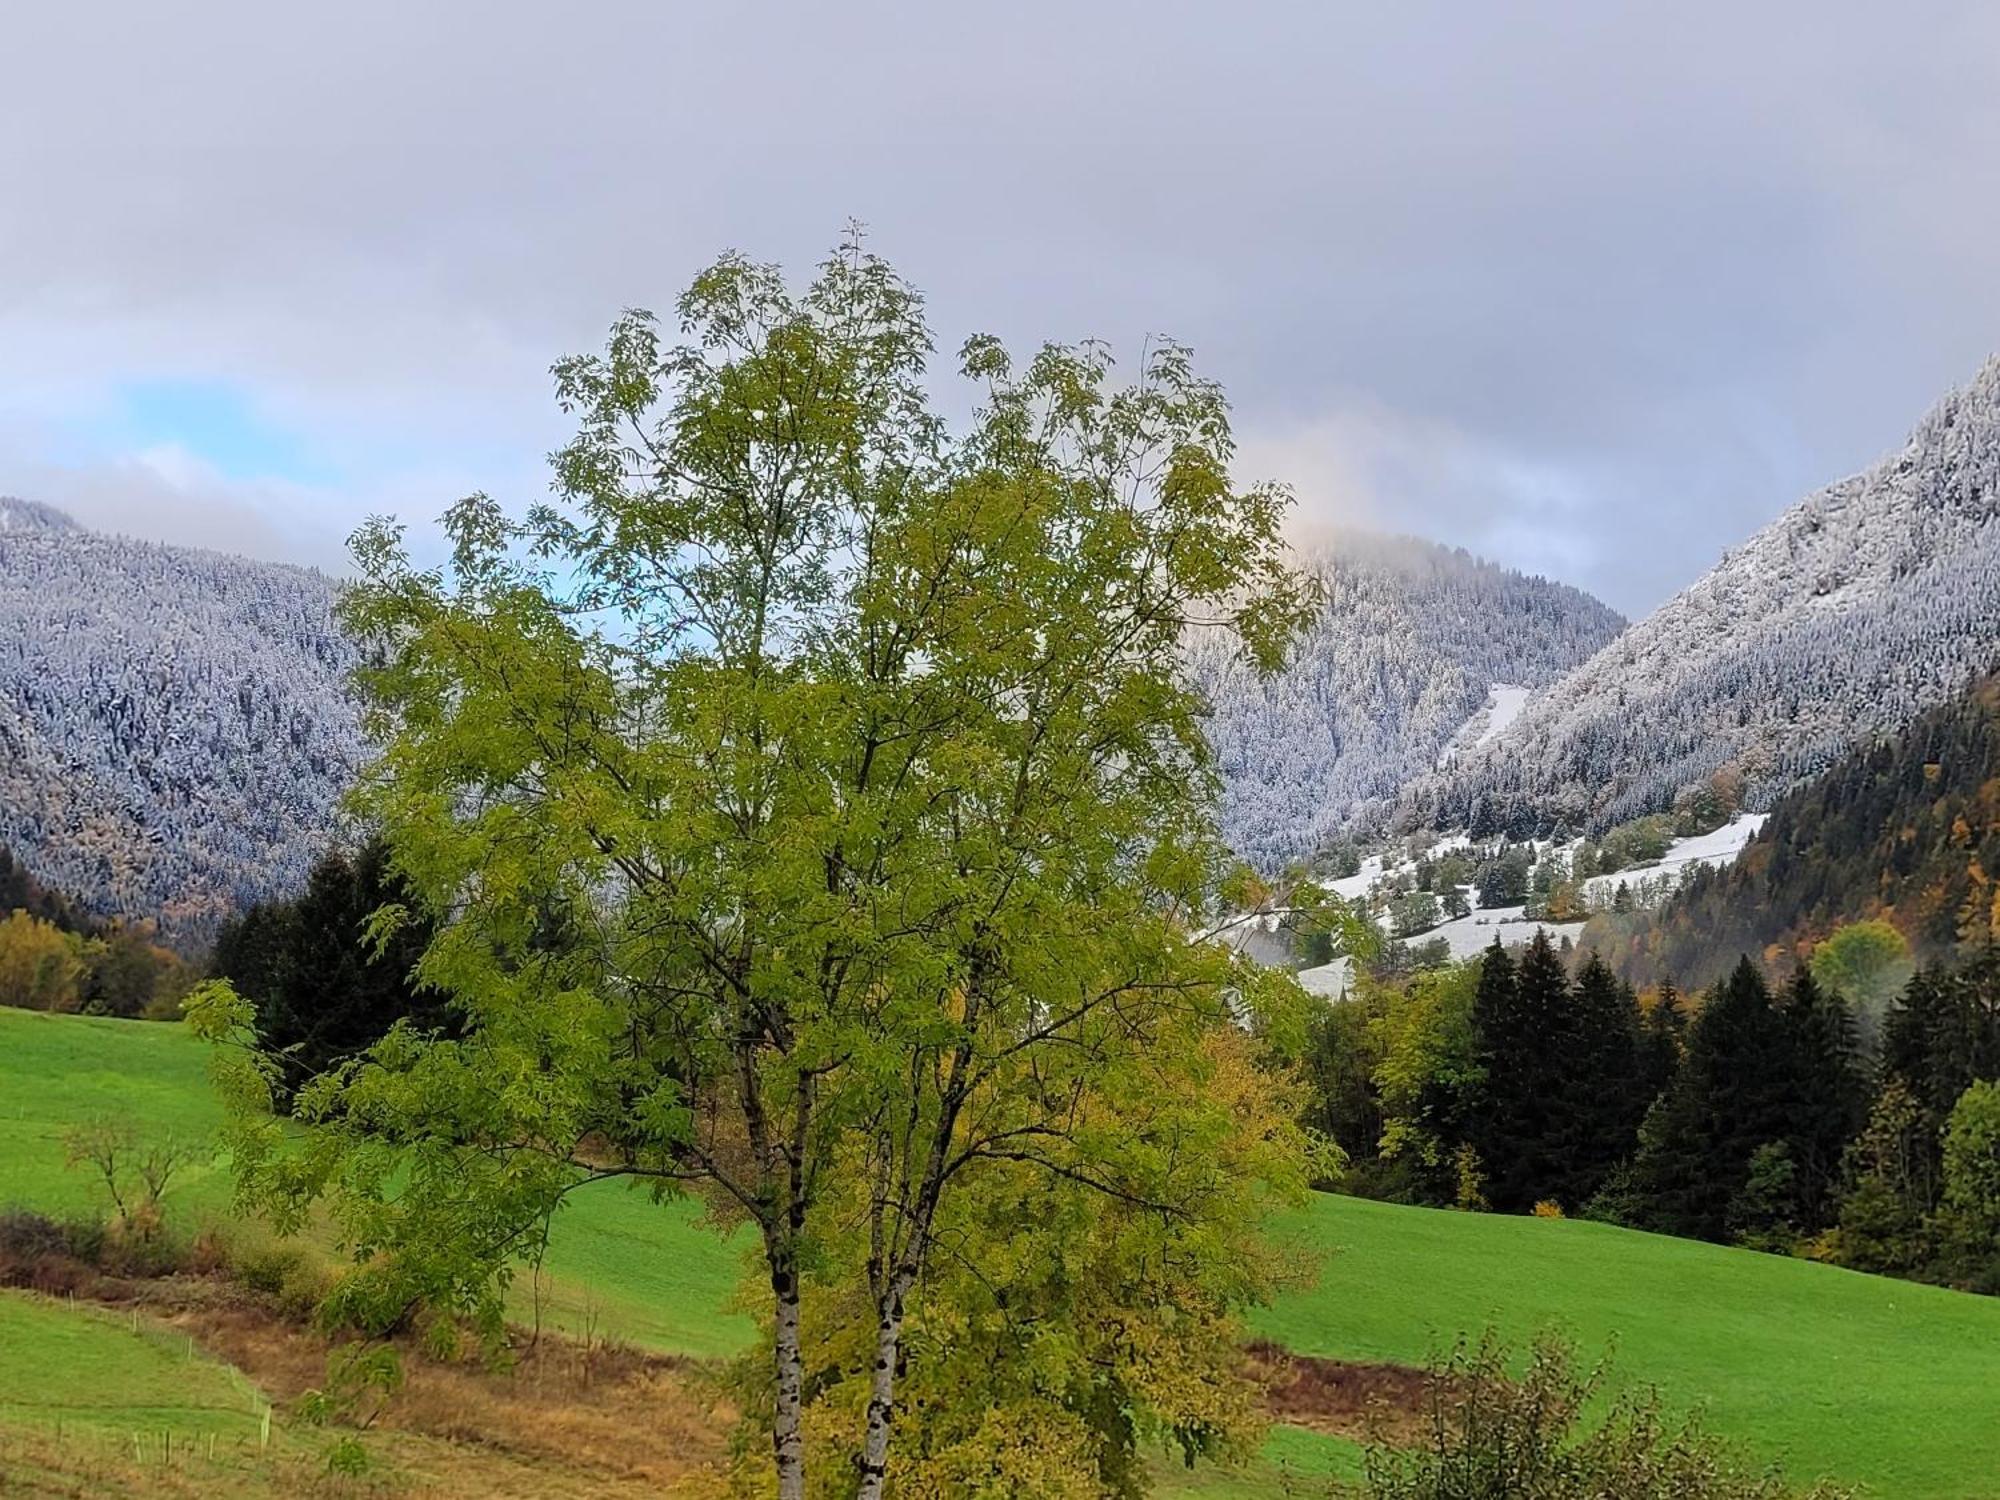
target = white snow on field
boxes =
[1437,683,1535,767]
[1422,905,1588,959]
[1473,684,1532,748]
[1296,957,1354,999]
[1330,854,1385,903]
[1579,813,1768,905]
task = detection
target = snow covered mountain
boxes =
[1403,356,2000,838]
[1187,531,1624,870]
[0,498,363,941]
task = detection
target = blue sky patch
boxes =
[109,379,337,486]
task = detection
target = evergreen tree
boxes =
[1468,932,1574,1212]
[1562,953,1649,1207]
[1780,967,1865,1230]
[1639,979,1684,1100]
[1629,959,1797,1241]
[212,838,449,1105]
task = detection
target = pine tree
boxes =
[1780,967,1864,1230]
[1639,979,1683,1100]
[212,838,450,1105]
[1468,932,1575,1212]
[1562,953,1649,1208]
[1629,958,1796,1241]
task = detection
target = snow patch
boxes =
[1473,684,1532,748]
[1421,905,1588,960]
[1579,814,1768,905]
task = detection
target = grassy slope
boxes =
[7,1009,2000,1495]
[0,1009,232,1218]
[1255,1194,2000,1499]
[0,1291,270,1441]
[0,1007,755,1360]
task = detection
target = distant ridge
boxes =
[0,501,363,941]
[1401,356,2000,839]
[1185,529,1624,870]
[0,497,80,534]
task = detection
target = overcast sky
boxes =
[7,2,2000,614]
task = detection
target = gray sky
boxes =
[6,2,2000,613]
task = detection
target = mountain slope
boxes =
[1187,531,1624,870]
[1405,357,2000,838]
[1584,674,2000,991]
[0,498,362,940]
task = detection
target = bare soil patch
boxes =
[1246,1338,1432,1446]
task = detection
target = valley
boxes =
[5,1007,1999,1496]
[6,231,2000,1500]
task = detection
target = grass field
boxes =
[0,1291,271,1442]
[1254,1195,2000,1498]
[6,1007,2000,1496]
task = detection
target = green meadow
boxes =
[4,1007,1999,1496]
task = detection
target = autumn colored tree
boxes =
[192,235,1319,1499]
[0,909,87,1011]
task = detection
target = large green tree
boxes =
[193,237,1317,1498]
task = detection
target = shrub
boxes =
[1350,1332,1852,1499]
[0,1208,68,1263]
[0,1208,89,1294]
[0,1208,191,1290]
[228,1239,336,1322]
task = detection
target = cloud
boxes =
[3,448,327,566]
[1242,404,1604,588]
[1,2,1999,612]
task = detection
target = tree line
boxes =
[1306,931,2000,1293]
[0,845,194,1018]
[1586,673,2000,992]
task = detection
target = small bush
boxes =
[59,1216,107,1266]
[95,1222,189,1279]
[0,1208,89,1294]
[1351,1331,1853,1499]
[0,1208,68,1263]
[229,1239,334,1321]
[233,1242,309,1296]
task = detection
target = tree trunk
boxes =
[770,1246,807,1500]
[854,1265,912,1500]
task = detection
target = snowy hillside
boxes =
[1186,531,1623,870]
[0,498,363,940]
[1403,356,2000,837]
[1296,813,1767,999]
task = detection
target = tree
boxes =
[1561,953,1649,1208]
[1808,920,1913,1055]
[1778,968,1863,1230]
[1833,1076,1933,1274]
[1466,933,1578,1212]
[81,924,188,1019]
[62,1116,209,1237]
[1371,961,1485,1204]
[0,909,87,1011]
[1638,981,1683,1100]
[211,839,449,1104]
[193,236,1318,1499]
[1391,889,1441,938]
[1937,1079,2000,1289]
[786,1025,1317,1493]
[1628,960,1796,1241]
[1474,847,1531,909]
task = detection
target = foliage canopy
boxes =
[193,233,1321,1498]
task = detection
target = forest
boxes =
[1305,928,2000,1295]
[1586,674,2000,989]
